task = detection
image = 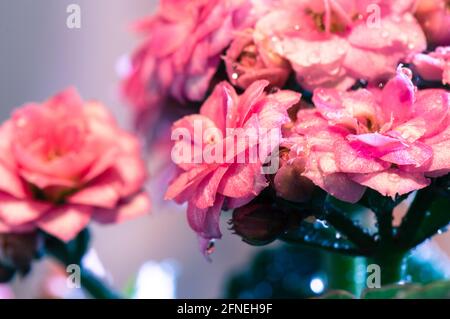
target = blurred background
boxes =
[0,0,449,299]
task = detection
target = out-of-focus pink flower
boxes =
[224,28,291,89]
[165,80,300,255]
[411,46,450,84]
[414,0,450,46]
[289,67,449,202]
[254,0,426,90]
[0,88,150,242]
[121,0,256,117]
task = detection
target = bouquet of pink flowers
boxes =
[120,0,449,296]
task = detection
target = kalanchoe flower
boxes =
[224,28,291,89]
[289,67,450,202]
[165,80,300,256]
[0,88,150,241]
[121,0,256,120]
[254,0,426,90]
[411,46,450,85]
[414,0,450,46]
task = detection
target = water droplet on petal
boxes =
[400,67,413,80]
[408,43,415,50]
[206,241,215,255]
[231,73,239,80]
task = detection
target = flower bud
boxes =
[274,157,315,203]
[231,202,302,246]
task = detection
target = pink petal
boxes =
[334,140,389,173]
[380,141,433,167]
[380,68,415,124]
[412,53,445,82]
[304,151,366,203]
[348,133,406,153]
[0,162,26,198]
[237,80,269,127]
[199,82,237,133]
[68,170,121,209]
[164,166,213,203]
[37,205,92,242]
[217,163,267,198]
[191,166,228,209]
[350,169,430,197]
[93,192,150,224]
[187,194,224,240]
[0,192,49,226]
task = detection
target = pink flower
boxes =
[121,0,255,114]
[165,80,300,254]
[414,0,450,46]
[289,67,449,202]
[254,0,426,90]
[0,88,151,241]
[411,46,450,84]
[224,28,291,89]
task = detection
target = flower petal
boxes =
[350,169,430,197]
[37,205,92,242]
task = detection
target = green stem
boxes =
[323,203,376,253]
[377,208,393,243]
[325,253,366,296]
[80,267,122,299]
[369,252,408,286]
[50,253,122,299]
[397,188,435,247]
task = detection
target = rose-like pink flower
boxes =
[0,88,151,241]
[414,0,450,46]
[121,0,256,116]
[289,67,449,202]
[224,28,291,89]
[254,0,426,90]
[165,80,300,255]
[411,46,450,84]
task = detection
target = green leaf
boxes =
[317,290,355,299]
[362,283,420,299]
[280,219,363,256]
[412,196,450,247]
[361,281,450,299]
[402,281,450,299]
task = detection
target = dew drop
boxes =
[400,67,413,80]
[206,241,215,256]
[231,72,239,80]
[408,43,415,50]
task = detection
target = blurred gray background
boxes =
[0,0,448,299]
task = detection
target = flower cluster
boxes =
[122,0,450,255]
